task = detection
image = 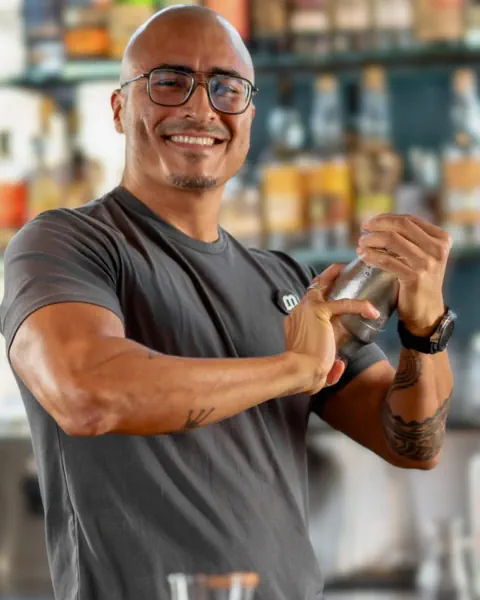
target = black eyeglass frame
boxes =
[120,68,259,115]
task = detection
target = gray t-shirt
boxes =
[0,187,386,600]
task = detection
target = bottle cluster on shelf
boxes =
[0,87,119,250]
[2,0,480,82]
[219,65,480,252]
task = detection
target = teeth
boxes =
[170,135,215,146]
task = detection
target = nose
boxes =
[180,81,217,121]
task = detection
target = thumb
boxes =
[308,264,344,297]
[326,359,346,387]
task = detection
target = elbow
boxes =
[388,451,442,471]
[54,381,113,437]
[419,451,442,471]
[60,411,109,438]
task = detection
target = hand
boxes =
[284,264,380,395]
[357,214,452,335]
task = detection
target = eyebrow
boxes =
[152,63,246,79]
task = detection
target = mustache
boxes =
[156,120,231,140]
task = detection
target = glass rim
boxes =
[167,572,260,588]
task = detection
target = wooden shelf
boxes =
[3,42,480,88]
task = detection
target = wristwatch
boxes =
[397,307,457,354]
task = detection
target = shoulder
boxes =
[6,190,124,258]
[247,248,316,287]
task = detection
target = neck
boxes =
[121,169,224,243]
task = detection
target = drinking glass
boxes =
[168,572,259,600]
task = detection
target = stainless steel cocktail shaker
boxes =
[328,257,400,358]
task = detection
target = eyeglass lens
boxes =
[148,70,251,114]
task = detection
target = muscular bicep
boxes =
[10,302,125,430]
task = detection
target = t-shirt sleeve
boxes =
[310,342,388,419]
[0,210,125,355]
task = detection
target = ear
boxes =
[111,89,124,134]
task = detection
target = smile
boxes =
[167,135,217,146]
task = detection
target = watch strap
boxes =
[397,319,436,353]
[397,307,455,354]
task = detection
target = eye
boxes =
[150,72,191,89]
[212,77,244,97]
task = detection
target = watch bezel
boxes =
[434,311,456,352]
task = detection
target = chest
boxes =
[119,243,305,359]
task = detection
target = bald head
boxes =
[120,5,253,84]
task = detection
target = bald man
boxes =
[0,5,454,600]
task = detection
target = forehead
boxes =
[131,16,253,80]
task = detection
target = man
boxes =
[0,6,454,600]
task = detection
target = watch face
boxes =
[437,317,455,351]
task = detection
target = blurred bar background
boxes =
[2,1,480,599]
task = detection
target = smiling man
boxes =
[0,5,454,600]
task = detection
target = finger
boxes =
[358,247,415,279]
[319,299,381,321]
[407,215,452,244]
[362,215,450,260]
[357,231,430,270]
[326,360,346,387]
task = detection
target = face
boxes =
[111,14,256,192]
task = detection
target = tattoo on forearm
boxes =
[184,408,216,430]
[382,349,451,461]
[391,349,423,391]
[382,396,451,461]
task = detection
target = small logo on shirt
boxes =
[275,290,300,315]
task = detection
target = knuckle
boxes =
[389,231,401,245]
[440,238,451,259]
[418,256,432,273]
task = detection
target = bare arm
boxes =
[10,268,379,438]
[10,303,314,437]
[321,348,453,470]
[381,346,453,465]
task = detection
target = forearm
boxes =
[382,347,453,466]
[73,338,312,436]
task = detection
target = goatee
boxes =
[169,175,218,190]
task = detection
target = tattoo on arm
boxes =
[184,408,216,430]
[382,397,451,461]
[382,349,450,461]
[145,350,215,430]
[390,349,423,391]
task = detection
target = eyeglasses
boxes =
[120,68,258,115]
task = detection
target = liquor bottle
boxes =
[291,0,331,56]
[108,0,155,60]
[0,0,26,79]
[260,78,306,250]
[441,69,480,245]
[64,0,111,60]
[330,0,372,53]
[371,0,414,50]
[23,0,63,75]
[466,0,480,46]
[27,98,65,220]
[415,0,465,44]
[306,75,352,249]
[203,0,249,40]
[0,131,27,232]
[351,66,402,241]
[219,169,262,248]
[251,0,289,53]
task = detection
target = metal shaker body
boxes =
[328,257,399,349]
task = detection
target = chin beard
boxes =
[168,174,218,190]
